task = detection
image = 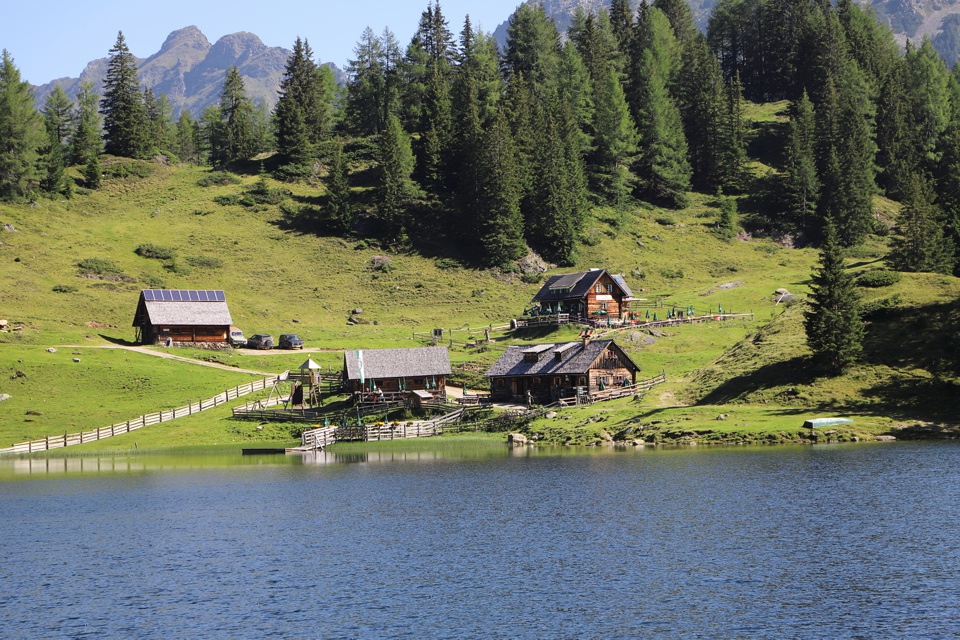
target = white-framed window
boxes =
[595,284,603,293]
[606,283,613,293]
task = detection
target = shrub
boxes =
[77,257,122,274]
[213,194,241,206]
[165,260,192,275]
[655,215,676,226]
[196,171,240,187]
[520,273,543,284]
[52,284,77,293]
[581,229,604,246]
[659,267,684,279]
[185,256,224,269]
[370,255,393,272]
[435,257,462,270]
[135,243,176,260]
[856,270,901,288]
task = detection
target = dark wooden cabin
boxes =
[486,338,640,404]
[530,269,634,322]
[132,289,233,346]
[342,347,452,403]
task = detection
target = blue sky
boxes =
[2,1,525,85]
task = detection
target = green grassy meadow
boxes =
[2,102,960,452]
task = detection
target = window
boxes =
[600,302,607,310]
[606,283,613,293]
[595,284,603,293]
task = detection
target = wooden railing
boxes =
[0,374,285,455]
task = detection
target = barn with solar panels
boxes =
[529,269,634,323]
[132,289,233,346]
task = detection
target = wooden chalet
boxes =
[132,289,233,346]
[342,347,452,403]
[486,338,640,404]
[530,269,634,323]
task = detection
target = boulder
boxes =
[0,394,11,402]
[545,411,558,419]
[46,347,57,353]
[507,432,528,446]
[0,319,7,329]
[876,435,897,442]
[73,358,81,363]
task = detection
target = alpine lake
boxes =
[2,439,958,639]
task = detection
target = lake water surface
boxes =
[1,442,959,639]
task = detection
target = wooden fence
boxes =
[0,374,284,455]
[293,407,472,450]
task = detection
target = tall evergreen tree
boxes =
[905,37,953,172]
[475,109,527,267]
[875,60,915,200]
[377,113,418,239]
[629,5,691,208]
[556,40,594,156]
[70,81,102,167]
[345,29,388,136]
[42,85,74,148]
[199,105,226,166]
[803,222,863,374]
[40,87,73,197]
[0,50,42,201]
[100,32,147,158]
[888,173,954,274]
[783,90,820,230]
[588,66,637,205]
[174,110,199,165]
[504,3,561,94]
[323,138,353,234]
[676,32,724,190]
[220,66,256,164]
[275,37,336,161]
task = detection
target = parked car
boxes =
[278,333,304,349]
[247,334,274,350]
[228,326,247,348]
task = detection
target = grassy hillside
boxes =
[2,103,959,450]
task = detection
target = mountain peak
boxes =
[158,26,211,54]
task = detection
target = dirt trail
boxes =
[62,344,275,376]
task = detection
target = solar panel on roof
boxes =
[142,290,153,301]
[176,291,185,301]
[162,290,173,301]
[215,290,225,301]
[188,290,198,301]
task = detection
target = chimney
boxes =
[581,329,592,347]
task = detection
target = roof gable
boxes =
[486,339,639,378]
[532,269,632,302]
[133,290,233,327]
[343,347,452,381]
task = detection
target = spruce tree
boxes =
[324,138,353,234]
[40,89,73,198]
[905,37,952,172]
[70,82,102,167]
[42,85,74,148]
[875,60,914,200]
[377,113,418,240]
[475,109,527,267]
[783,91,820,231]
[100,32,147,158]
[0,50,42,201]
[589,66,637,205]
[888,173,954,274]
[804,222,864,374]
[716,189,738,239]
[504,3,561,95]
[175,111,199,165]
[220,66,256,164]
[629,6,691,208]
[344,29,388,136]
[84,153,102,189]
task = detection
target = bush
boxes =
[77,257,122,274]
[213,194,241,206]
[436,257,462,270]
[520,273,543,284]
[370,255,393,272]
[165,260,192,276]
[655,215,676,226]
[135,243,176,260]
[196,171,240,187]
[861,294,903,319]
[581,229,604,246]
[52,284,77,293]
[185,256,224,269]
[659,267,685,279]
[856,270,901,288]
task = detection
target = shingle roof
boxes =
[485,339,639,377]
[343,347,452,381]
[532,269,633,302]
[132,290,233,327]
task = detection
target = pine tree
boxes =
[783,91,820,231]
[832,61,877,246]
[676,32,724,190]
[70,81,102,167]
[556,41,594,156]
[589,66,637,205]
[220,66,256,164]
[42,85,74,148]
[377,113,418,240]
[804,222,864,374]
[936,121,960,274]
[324,138,353,234]
[100,32,147,158]
[344,29,389,136]
[504,3,561,94]
[888,173,954,274]
[609,0,635,58]
[84,152,102,189]
[199,105,226,166]
[0,50,42,201]
[905,37,953,172]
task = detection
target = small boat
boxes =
[802,418,853,429]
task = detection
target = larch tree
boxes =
[100,31,147,158]
[70,81,102,167]
[783,91,820,231]
[377,113,418,240]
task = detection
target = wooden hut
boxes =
[342,347,452,403]
[485,338,640,404]
[529,269,634,323]
[132,289,233,346]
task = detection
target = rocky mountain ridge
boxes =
[34,26,343,119]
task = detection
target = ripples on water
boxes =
[1,443,959,639]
